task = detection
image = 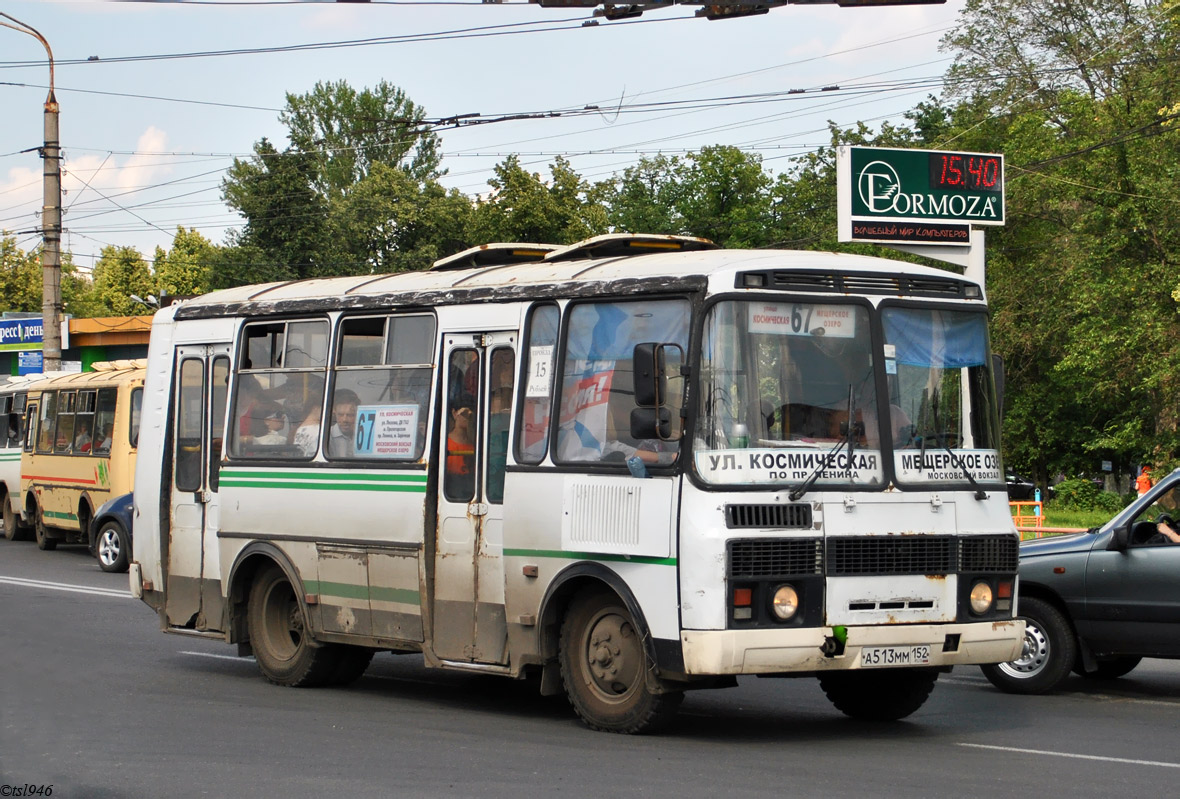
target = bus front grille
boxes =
[959,535,1019,573]
[728,538,823,577]
[826,536,957,576]
[725,503,813,529]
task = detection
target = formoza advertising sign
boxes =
[838,146,1005,246]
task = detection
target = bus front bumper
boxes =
[680,620,1024,675]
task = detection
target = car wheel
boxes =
[980,596,1076,694]
[818,668,939,721]
[96,520,130,573]
[247,565,339,687]
[559,589,683,734]
[34,507,57,551]
[1075,655,1142,680]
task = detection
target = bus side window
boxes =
[23,401,37,453]
[36,392,57,454]
[93,388,117,455]
[517,304,558,465]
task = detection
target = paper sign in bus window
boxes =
[526,345,554,398]
[748,303,857,338]
[355,404,419,458]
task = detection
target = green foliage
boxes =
[91,246,153,316]
[1051,478,1127,513]
[154,226,215,297]
[472,156,607,245]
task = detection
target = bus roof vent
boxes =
[430,243,559,271]
[90,359,146,372]
[544,233,718,263]
[738,270,972,298]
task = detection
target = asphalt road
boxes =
[3,539,1180,798]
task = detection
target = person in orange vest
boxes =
[1136,466,1153,497]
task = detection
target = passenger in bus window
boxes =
[445,400,475,497]
[253,405,288,446]
[328,389,360,457]
[95,423,112,454]
[74,419,92,452]
[293,404,322,456]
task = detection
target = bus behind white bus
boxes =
[132,235,1023,733]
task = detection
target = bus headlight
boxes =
[771,585,800,620]
[969,581,994,614]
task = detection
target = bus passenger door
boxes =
[433,332,514,664]
[166,345,231,631]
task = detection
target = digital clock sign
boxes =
[836,145,1005,245]
[929,152,1002,193]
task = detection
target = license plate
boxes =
[861,645,931,667]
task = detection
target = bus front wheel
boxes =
[819,668,939,721]
[559,589,682,734]
[247,565,338,687]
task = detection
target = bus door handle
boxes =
[468,502,488,517]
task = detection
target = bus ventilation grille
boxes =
[826,535,957,576]
[728,538,823,577]
[959,535,1019,573]
[725,503,813,529]
[737,270,970,299]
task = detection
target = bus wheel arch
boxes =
[541,564,683,733]
[229,544,342,688]
[27,493,56,551]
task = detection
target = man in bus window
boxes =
[328,389,360,457]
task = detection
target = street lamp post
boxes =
[1,12,62,372]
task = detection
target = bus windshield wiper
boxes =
[789,385,855,501]
[930,388,987,500]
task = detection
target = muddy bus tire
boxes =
[247,565,338,687]
[34,508,57,551]
[819,668,939,721]
[2,499,23,541]
[559,589,683,734]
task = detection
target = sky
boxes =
[0,0,967,276]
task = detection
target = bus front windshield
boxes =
[693,299,1001,490]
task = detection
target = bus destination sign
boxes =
[837,146,1005,246]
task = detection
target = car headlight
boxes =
[771,585,799,620]
[970,581,994,614]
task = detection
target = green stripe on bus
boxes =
[503,548,677,567]
[220,480,427,493]
[304,580,421,606]
[44,510,78,521]
[220,470,427,482]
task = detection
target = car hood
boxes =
[1020,531,1095,559]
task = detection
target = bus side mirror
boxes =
[633,343,666,408]
[631,407,672,440]
[992,353,1006,419]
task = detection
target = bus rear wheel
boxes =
[247,565,338,687]
[819,668,939,721]
[3,498,28,541]
[33,507,57,551]
[559,589,682,734]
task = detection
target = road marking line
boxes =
[180,650,253,662]
[0,575,132,598]
[957,743,1180,768]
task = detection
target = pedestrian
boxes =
[1136,466,1153,497]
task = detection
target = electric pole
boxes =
[1,13,61,372]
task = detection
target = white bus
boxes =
[132,234,1023,733]
[0,374,41,540]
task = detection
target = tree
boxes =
[92,245,153,316]
[600,154,684,235]
[154,226,216,298]
[281,79,442,196]
[472,156,608,245]
[673,146,772,247]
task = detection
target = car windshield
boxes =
[693,299,1002,490]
